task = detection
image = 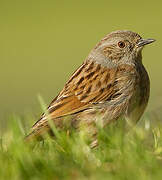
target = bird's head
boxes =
[89,30,155,67]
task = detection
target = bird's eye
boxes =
[118,41,125,48]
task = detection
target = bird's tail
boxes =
[24,125,50,143]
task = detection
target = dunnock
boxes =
[26,30,155,143]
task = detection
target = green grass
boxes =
[1,113,162,180]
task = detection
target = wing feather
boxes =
[26,61,136,142]
[31,60,118,133]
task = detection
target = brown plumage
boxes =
[25,30,155,143]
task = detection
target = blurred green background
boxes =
[0,0,161,123]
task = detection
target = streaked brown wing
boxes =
[41,61,115,113]
[30,60,118,137]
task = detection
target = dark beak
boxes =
[136,38,156,47]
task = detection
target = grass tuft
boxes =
[1,113,162,180]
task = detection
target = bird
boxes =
[25,30,155,144]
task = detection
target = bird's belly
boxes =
[125,91,149,126]
[125,102,147,126]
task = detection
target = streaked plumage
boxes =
[25,30,155,143]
